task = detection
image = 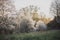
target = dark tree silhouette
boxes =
[47,17,60,30]
[48,0,60,30]
[50,0,60,23]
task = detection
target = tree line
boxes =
[0,0,60,34]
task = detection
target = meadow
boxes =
[0,30,60,40]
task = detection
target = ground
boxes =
[0,30,60,40]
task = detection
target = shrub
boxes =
[0,16,16,34]
[19,17,34,33]
[36,21,47,31]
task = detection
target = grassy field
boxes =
[0,30,60,40]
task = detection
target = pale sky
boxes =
[14,0,53,18]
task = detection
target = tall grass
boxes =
[0,30,60,40]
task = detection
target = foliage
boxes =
[0,16,16,34]
[48,0,60,30]
[36,21,47,31]
[47,17,60,30]
[32,12,40,22]
[18,17,34,33]
[0,0,16,16]
[0,0,17,34]
[50,0,60,23]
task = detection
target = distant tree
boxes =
[18,5,40,16]
[40,17,51,24]
[32,10,40,22]
[50,0,60,23]
[17,5,49,31]
[17,5,40,27]
[17,5,40,20]
[32,10,40,27]
[47,0,60,30]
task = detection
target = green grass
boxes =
[0,30,60,40]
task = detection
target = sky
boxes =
[14,0,53,18]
